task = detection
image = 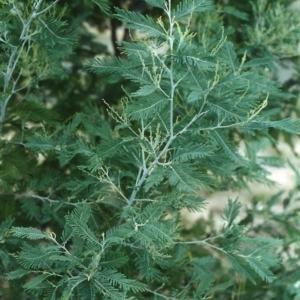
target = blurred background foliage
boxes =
[1,0,300,299]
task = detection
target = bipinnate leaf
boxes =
[209,279,235,293]
[99,253,128,269]
[115,8,167,38]
[211,131,248,166]
[0,216,14,236]
[67,203,91,223]
[131,84,157,97]
[5,269,31,280]
[127,93,169,120]
[17,244,61,269]
[222,6,249,20]
[2,0,297,298]
[246,256,276,283]
[98,269,146,293]
[144,0,165,9]
[91,0,111,15]
[179,194,207,212]
[240,237,282,283]
[226,253,257,284]
[23,273,52,290]
[25,135,57,152]
[220,41,238,71]
[243,57,272,68]
[0,249,10,267]
[222,198,241,227]
[11,227,50,240]
[65,206,101,246]
[172,142,215,162]
[144,166,165,192]
[265,119,300,134]
[167,163,213,192]
[173,0,214,19]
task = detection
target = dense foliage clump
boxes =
[1,0,300,299]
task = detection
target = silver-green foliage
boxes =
[0,0,76,132]
[2,0,300,299]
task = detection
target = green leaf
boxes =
[172,142,215,162]
[240,121,268,135]
[243,57,272,68]
[220,41,238,71]
[62,113,83,141]
[17,244,61,269]
[0,216,14,238]
[37,17,76,47]
[98,137,138,158]
[143,0,165,9]
[115,8,167,38]
[66,204,91,223]
[209,279,235,293]
[226,253,257,284]
[118,40,149,58]
[211,131,248,166]
[98,269,145,293]
[144,166,166,192]
[174,44,216,70]
[69,219,101,246]
[77,280,96,300]
[66,206,101,246]
[222,6,249,20]
[127,93,168,120]
[222,198,241,227]
[194,272,215,297]
[131,84,157,97]
[180,194,207,212]
[62,275,89,299]
[11,227,50,240]
[207,100,245,122]
[246,256,276,283]
[265,118,300,134]
[173,0,214,20]
[5,269,32,280]
[25,134,57,152]
[86,56,152,85]
[99,253,128,269]
[23,274,52,289]
[166,163,213,192]
[15,98,61,125]
[92,277,125,299]
[0,249,10,267]
[91,0,111,15]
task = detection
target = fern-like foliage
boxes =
[2,0,300,299]
[7,205,145,299]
